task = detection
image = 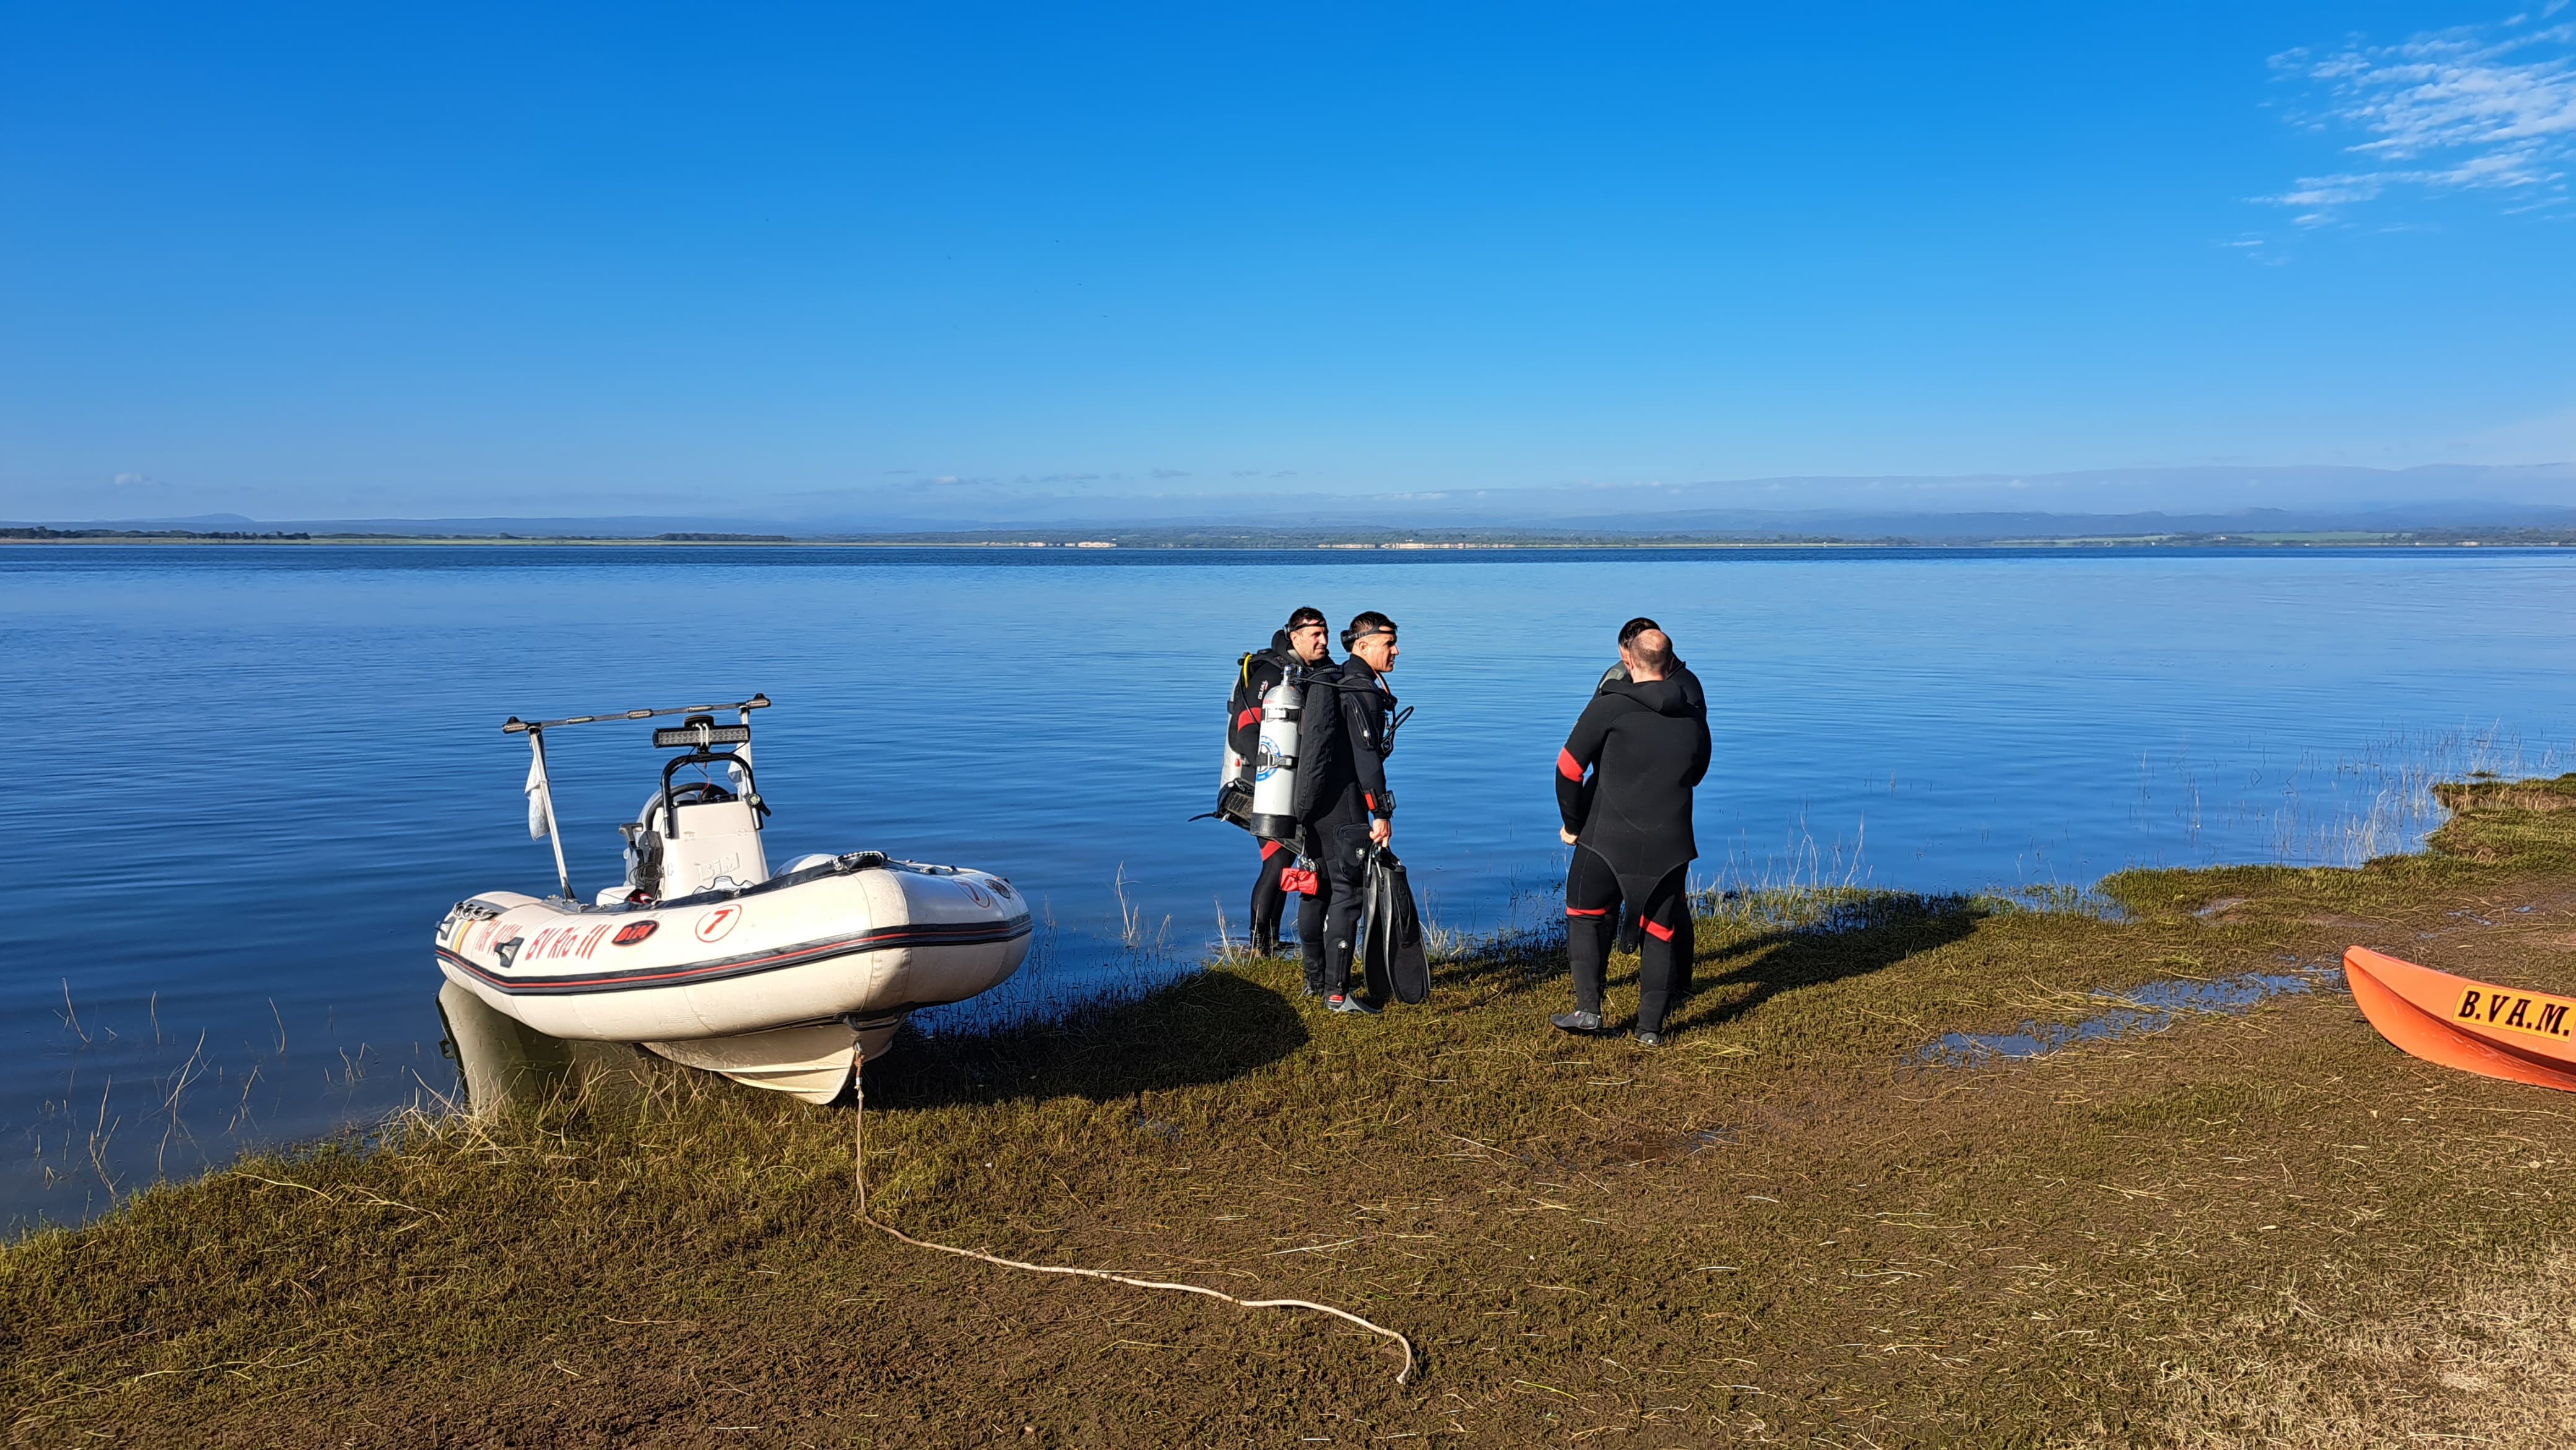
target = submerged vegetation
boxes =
[10,779,2576,1444]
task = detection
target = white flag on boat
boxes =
[524,739,552,841]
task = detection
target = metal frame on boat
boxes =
[503,693,772,902]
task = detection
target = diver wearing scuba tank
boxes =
[1232,608,1331,954]
[1553,619,1710,1046]
[1294,611,1404,1008]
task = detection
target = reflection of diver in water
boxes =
[1553,618,1710,1047]
[1295,612,1406,1012]
[1227,608,1332,955]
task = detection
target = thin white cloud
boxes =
[111,471,160,487]
[2268,15,2576,223]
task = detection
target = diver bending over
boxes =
[1552,619,1710,1046]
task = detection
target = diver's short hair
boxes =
[1342,610,1398,648]
[1630,635,1676,674]
[1624,620,1676,674]
[1286,606,1327,631]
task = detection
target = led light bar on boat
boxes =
[653,722,753,748]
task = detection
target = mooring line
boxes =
[848,1074,1414,1384]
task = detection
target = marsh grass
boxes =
[2085,1247,2576,1448]
[11,778,2576,1445]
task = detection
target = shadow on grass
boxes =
[1419,891,1991,1040]
[861,966,1308,1111]
[1670,894,1989,1036]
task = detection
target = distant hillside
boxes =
[15,462,2576,542]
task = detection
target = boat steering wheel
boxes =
[664,776,770,822]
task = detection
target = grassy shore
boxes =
[11,779,2576,1446]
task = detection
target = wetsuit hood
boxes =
[1601,664,1704,716]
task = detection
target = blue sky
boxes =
[3,2,2572,521]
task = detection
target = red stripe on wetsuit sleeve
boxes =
[1260,840,1281,859]
[1237,708,1261,729]
[1643,919,1676,941]
[1557,748,1583,781]
[1566,906,1611,917]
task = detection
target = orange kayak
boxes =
[2344,946,2576,1092]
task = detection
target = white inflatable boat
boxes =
[434,694,1031,1103]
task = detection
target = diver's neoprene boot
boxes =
[1631,1030,1668,1048]
[1551,1010,1604,1034]
[1328,993,1380,1015]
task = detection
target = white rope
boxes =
[850,1072,1414,1384]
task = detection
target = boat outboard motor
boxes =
[1247,678,1303,843]
[617,821,666,901]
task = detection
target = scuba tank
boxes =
[1246,677,1303,843]
[1209,645,1286,832]
[1212,739,1253,829]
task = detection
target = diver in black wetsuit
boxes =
[1293,610,1403,1012]
[1232,607,1333,955]
[1553,618,1710,1046]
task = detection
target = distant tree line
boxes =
[7,524,2569,549]
[2,526,313,540]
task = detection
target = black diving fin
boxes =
[1357,845,1430,1005]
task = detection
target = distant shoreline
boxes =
[7,528,2574,551]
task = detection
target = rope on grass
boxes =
[848,1072,1414,1384]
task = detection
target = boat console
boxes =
[622,714,772,900]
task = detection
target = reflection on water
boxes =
[1916,965,2338,1067]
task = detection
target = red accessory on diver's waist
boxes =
[1280,866,1318,895]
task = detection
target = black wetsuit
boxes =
[1556,666,1710,1034]
[1249,838,1290,955]
[1293,658,1398,996]
[1229,632,1305,953]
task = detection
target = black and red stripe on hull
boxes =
[437,917,1032,996]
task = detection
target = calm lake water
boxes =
[7,544,2575,1226]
